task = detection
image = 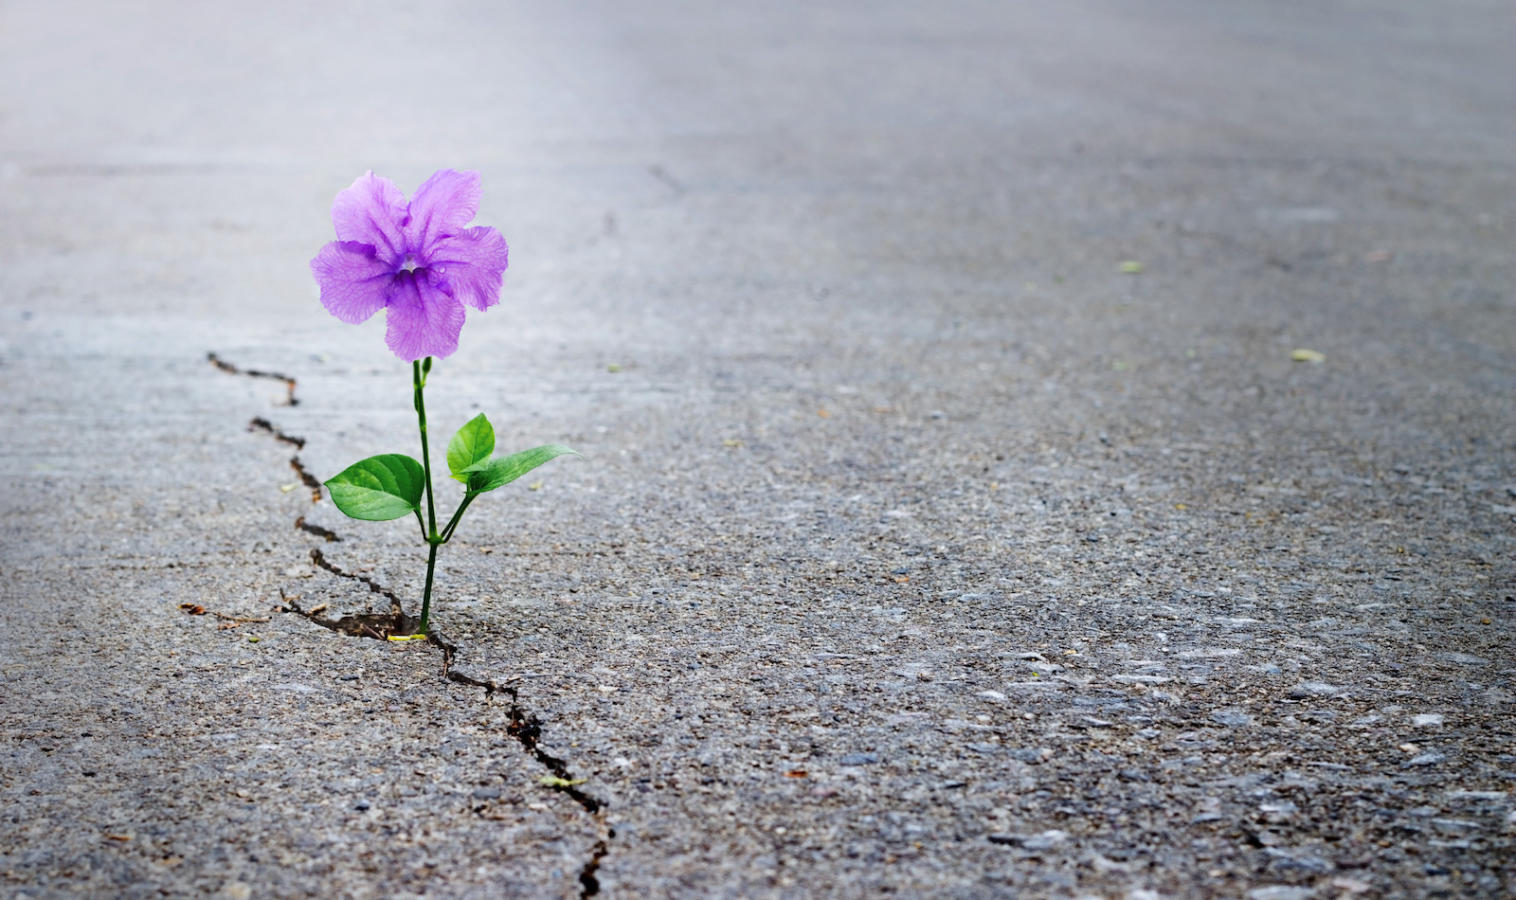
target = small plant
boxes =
[311,169,575,636]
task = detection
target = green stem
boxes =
[413,359,438,536]
[413,358,440,633]
[418,541,439,634]
[440,493,477,544]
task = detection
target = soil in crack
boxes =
[280,590,420,639]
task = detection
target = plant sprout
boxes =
[311,169,575,635]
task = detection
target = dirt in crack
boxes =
[288,457,324,503]
[218,350,614,896]
[245,419,321,502]
[578,838,612,896]
[307,548,408,620]
[294,516,341,542]
[280,587,417,640]
[209,352,299,405]
[247,416,304,448]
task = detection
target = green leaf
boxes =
[325,454,425,521]
[467,444,578,494]
[447,413,495,482]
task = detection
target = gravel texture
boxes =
[2,1,1513,897]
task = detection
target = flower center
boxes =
[400,255,422,274]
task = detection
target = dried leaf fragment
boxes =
[539,775,587,788]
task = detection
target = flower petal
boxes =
[331,171,408,265]
[427,226,509,311]
[311,241,394,324]
[384,272,466,361]
[406,169,481,252]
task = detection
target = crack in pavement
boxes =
[647,163,685,197]
[287,457,325,503]
[245,418,322,502]
[209,352,299,406]
[308,547,405,616]
[429,632,615,896]
[278,586,413,641]
[246,416,304,448]
[212,351,614,897]
[293,516,341,542]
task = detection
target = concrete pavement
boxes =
[2,1,1512,896]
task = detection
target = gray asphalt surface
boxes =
[2,1,1513,897]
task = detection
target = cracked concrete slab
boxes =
[4,568,597,899]
[3,0,1513,897]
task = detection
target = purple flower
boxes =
[311,170,508,360]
